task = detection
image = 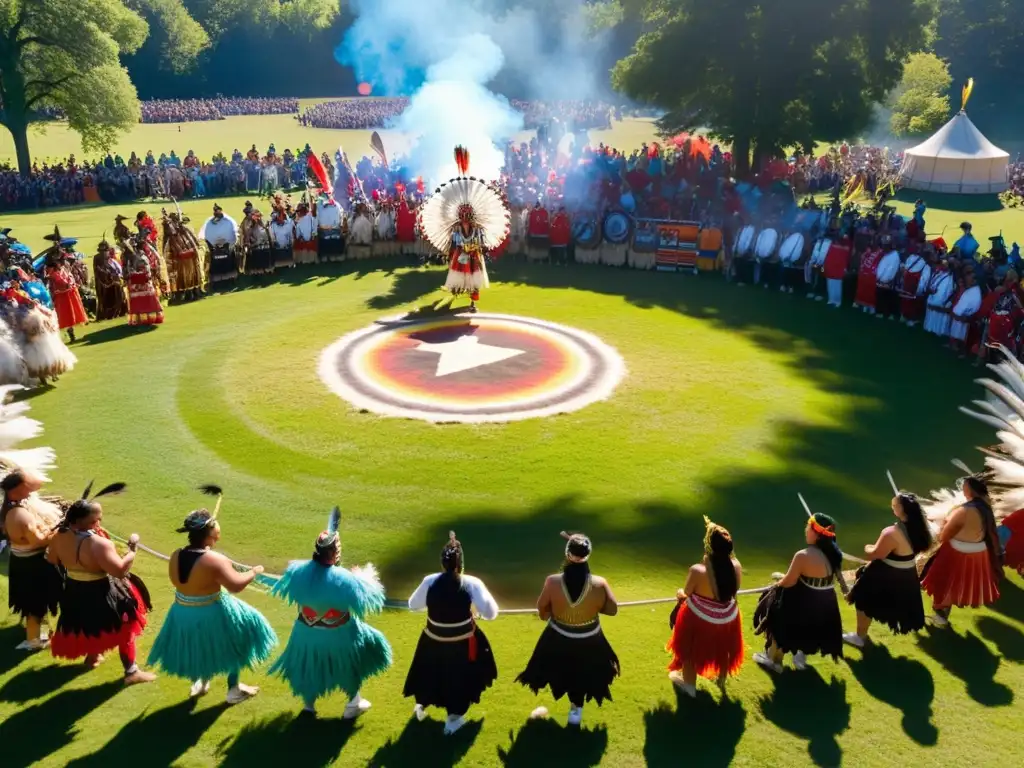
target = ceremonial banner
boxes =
[632,220,700,271]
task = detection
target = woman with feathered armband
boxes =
[270,507,392,718]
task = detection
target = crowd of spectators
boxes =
[1001,160,1024,207]
[139,97,299,123]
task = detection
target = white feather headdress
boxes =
[417,146,510,253]
[0,385,55,481]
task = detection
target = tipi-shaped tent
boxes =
[900,80,1009,194]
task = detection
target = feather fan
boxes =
[306,152,330,192]
[418,177,510,252]
[369,132,388,169]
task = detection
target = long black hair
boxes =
[562,535,592,602]
[809,512,843,574]
[705,525,738,601]
[962,476,1004,572]
[431,531,466,601]
[896,493,933,554]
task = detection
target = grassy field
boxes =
[0,255,1022,767]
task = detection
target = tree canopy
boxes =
[0,0,341,174]
[889,51,951,137]
[612,0,936,173]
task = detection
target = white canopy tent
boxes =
[900,111,1009,194]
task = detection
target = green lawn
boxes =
[0,255,1022,767]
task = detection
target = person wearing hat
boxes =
[920,476,1002,626]
[148,490,276,704]
[953,221,979,261]
[41,228,87,342]
[160,209,205,302]
[403,531,499,735]
[92,238,128,321]
[199,204,240,287]
[269,507,392,718]
[516,532,620,726]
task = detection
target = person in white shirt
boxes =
[317,196,345,262]
[198,204,239,286]
[269,208,295,269]
[949,271,982,356]
[293,201,318,265]
[924,264,955,336]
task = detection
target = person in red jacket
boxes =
[135,211,158,246]
[854,243,882,314]
[822,236,852,307]
[549,207,571,266]
[395,196,417,259]
[527,202,550,262]
[41,237,87,343]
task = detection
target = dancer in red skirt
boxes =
[46,483,156,685]
[42,232,87,342]
[667,516,744,697]
[921,476,1002,627]
[124,243,164,326]
[418,146,510,313]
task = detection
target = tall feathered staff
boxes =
[198,483,224,520]
[369,131,389,170]
[305,152,330,196]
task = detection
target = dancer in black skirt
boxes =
[753,513,847,672]
[404,532,499,735]
[46,483,156,686]
[844,493,933,647]
[516,532,620,726]
[1,469,64,651]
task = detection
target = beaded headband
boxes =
[808,517,836,538]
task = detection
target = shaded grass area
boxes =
[0,259,1021,765]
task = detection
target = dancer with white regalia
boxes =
[949,272,982,355]
[924,265,955,336]
[419,146,510,313]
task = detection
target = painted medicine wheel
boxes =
[318,312,626,423]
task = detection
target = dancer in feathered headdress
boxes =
[418,146,510,313]
[269,507,392,718]
[147,485,277,704]
[0,386,62,651]
[666,517,744,697]
[516,532,620,727]
[47,480,157,685]
[404,531,499,734]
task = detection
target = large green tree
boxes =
[0,0,340,175]
[889,52,951,137]
[612,0,936,174]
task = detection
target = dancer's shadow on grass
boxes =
[758,667,850,768]
[976,615,1024,662]
[989,577,1024,624]
[0,680,120,766]
[80,323,158,346]
[0,621,32,673]
[0,660,88,703]
[844,642,937,745]
[217,712,357,768]
[915,627,1013,707]
[496,718,608,767]
[368,715,482,767]
[643,687,745,767]
[367,267,446,311]
[66,699,227,767]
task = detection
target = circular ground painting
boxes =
[318,312,626,423]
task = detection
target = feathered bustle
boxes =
[454,146,470,176]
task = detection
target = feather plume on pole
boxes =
[369,131,389,169]
[886,470,899,496]
[199,483,223,520]
[961,77,975,112]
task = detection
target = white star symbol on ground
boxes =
[415,335,526,377]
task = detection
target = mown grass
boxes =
[0,255,1022,767]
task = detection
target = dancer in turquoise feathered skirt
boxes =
[148,488,277,704]
[270,507,392,718]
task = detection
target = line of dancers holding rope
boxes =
[2,355,1024,732]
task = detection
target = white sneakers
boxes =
[753,652,783,674]
[413,703,427,721]
[668,670,697,698]
[189,679,211,698]
[842,632,866,649]
[929,613,950,628]
[226,683,259,705]
[443,714,467,735]
[15,636,49,651]
[343,696,372,720]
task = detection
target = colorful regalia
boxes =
[317,197,346,262]
[666,517,744,694]
[199,205,240,285]
[5,292,76,384]
[1000,509,1024,574]
[42,242,87,337]
[418,146,510,311]
[92,240,128,321]
[270,508,392,716]
[293,204,318,265]
[161,210,205,300]
[124,247,164,326]
[243,212,275,276]
[148,499,276,700]
[753,514,846,669]
[0,314,25,385]
[270,208,295,269]
[516,532,620,726]
[404,532,498,735]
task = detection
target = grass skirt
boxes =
[271,618,391,702]
[753,582,843,660]
[921,542,1000,608]
[667,596,745,679]
[51,575,148,659]
[403,627,497,713]
[148,592,277,681]
[848,560,925,634]
[8,551,63,620]
[516,622,620,706]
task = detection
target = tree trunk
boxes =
[0,48,33,176]
[9,120,31,176]
[732,134,751,178]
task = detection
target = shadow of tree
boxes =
[643,687,746,767]
[758,668,851,767]
[496,718,608,767]
[216,711,357,768]
[915,627,1014,707]
[66,700,227,767]
[0,661,87,703]
[368,715,483,767]
[0,681,121,766]
[844,643,937,745]
[976,615,1024,663]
